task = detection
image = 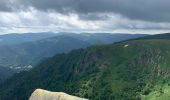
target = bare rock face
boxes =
[29,89,88,100]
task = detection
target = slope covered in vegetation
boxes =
[1,38,170,100]
[0,33,145,71]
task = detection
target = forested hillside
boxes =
[0,33,145,71]
[1,35,170,100]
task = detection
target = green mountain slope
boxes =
[0,33,146,82]
[1,38,170,100]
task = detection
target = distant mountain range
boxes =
[0,35,90,71]
[0,32,146,71]
[1,33,170,100]
[62,33,147,45]
[0,32,58,46]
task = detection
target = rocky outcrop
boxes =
[29,89,88,100]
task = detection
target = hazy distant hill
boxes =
[63,33,147,45]
[0,32,58,46]
[138,33,170,40]
[0,35,90,71]
[0,33,146,71]
[1,33,170,100]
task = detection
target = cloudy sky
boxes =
[0,0,170,34]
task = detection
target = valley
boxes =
[0,33,145,72]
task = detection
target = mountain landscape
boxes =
[0,33,146,71]
[0,35,90,71]
[0,0,169,100]
[1,33,170,100]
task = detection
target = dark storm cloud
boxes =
[0,1,11,12]
[0,0,170,34]
[1,0,170,22]
[14,0,170,22]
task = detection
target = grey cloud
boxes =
[13,0,170,22]
[78,13,111,21]
[0,1,12,11]
[0,0,170,34]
